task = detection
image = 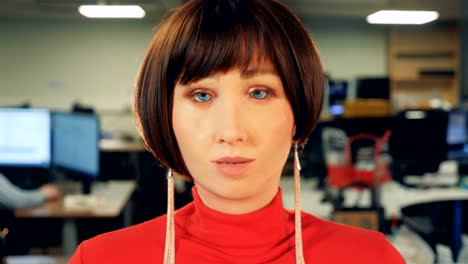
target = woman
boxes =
[70,0,405,263]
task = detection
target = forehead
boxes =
[189,58,280,84]
[240,60,278,77]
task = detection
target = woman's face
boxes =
[172,64,295,214]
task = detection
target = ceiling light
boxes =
[367,10,439,25]
[78,5,145,18]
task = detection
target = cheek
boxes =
[255,102,294,174]
[172,102,209,155]
[172,100,190,151]
[264,102,295,142]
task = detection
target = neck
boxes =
[194,180,280,215]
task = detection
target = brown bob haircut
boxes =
[135,0,324,180]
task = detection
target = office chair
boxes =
[401,200,468,262]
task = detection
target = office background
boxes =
[2,3,392,138]
[1,0,468,263]
[2,1,467,134]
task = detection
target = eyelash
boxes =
[250,89,273,100]
[190,88,274,103]
[190,91,212,103]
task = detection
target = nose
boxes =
[214,96,247,145]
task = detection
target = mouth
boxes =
[212,157,255,176]
[215,161,251,165]
[213,156,255,163]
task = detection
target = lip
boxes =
[212,156,255,176]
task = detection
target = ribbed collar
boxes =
[185,186,292,249]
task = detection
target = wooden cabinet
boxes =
[389,25,460,110]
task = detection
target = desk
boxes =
[380,183,468,218]
[14,181,136,256]
[281,178,468,220]
[6,255,69,264]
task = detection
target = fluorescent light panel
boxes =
[78,5,145,18]
[367,10,439,25]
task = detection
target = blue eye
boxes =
[193,92,212,102]
[250,89,271,100]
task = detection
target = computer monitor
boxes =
[328,80,348,116]
[0,108,51,168]
[446,109,467,149]
[356,77,390,100]
[390,109,449,181]
[52,112,100,193]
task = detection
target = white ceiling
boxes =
[0,0,461,22]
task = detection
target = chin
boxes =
[213,181,261,200]
[195,169,279,200]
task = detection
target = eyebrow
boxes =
[183,65,279,86]
[241,67,278,79]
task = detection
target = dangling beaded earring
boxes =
[164,169,175,264]
[294,143,306,264]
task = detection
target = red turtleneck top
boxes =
[69,187,405,263]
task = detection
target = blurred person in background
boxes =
[0,172,61,210]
